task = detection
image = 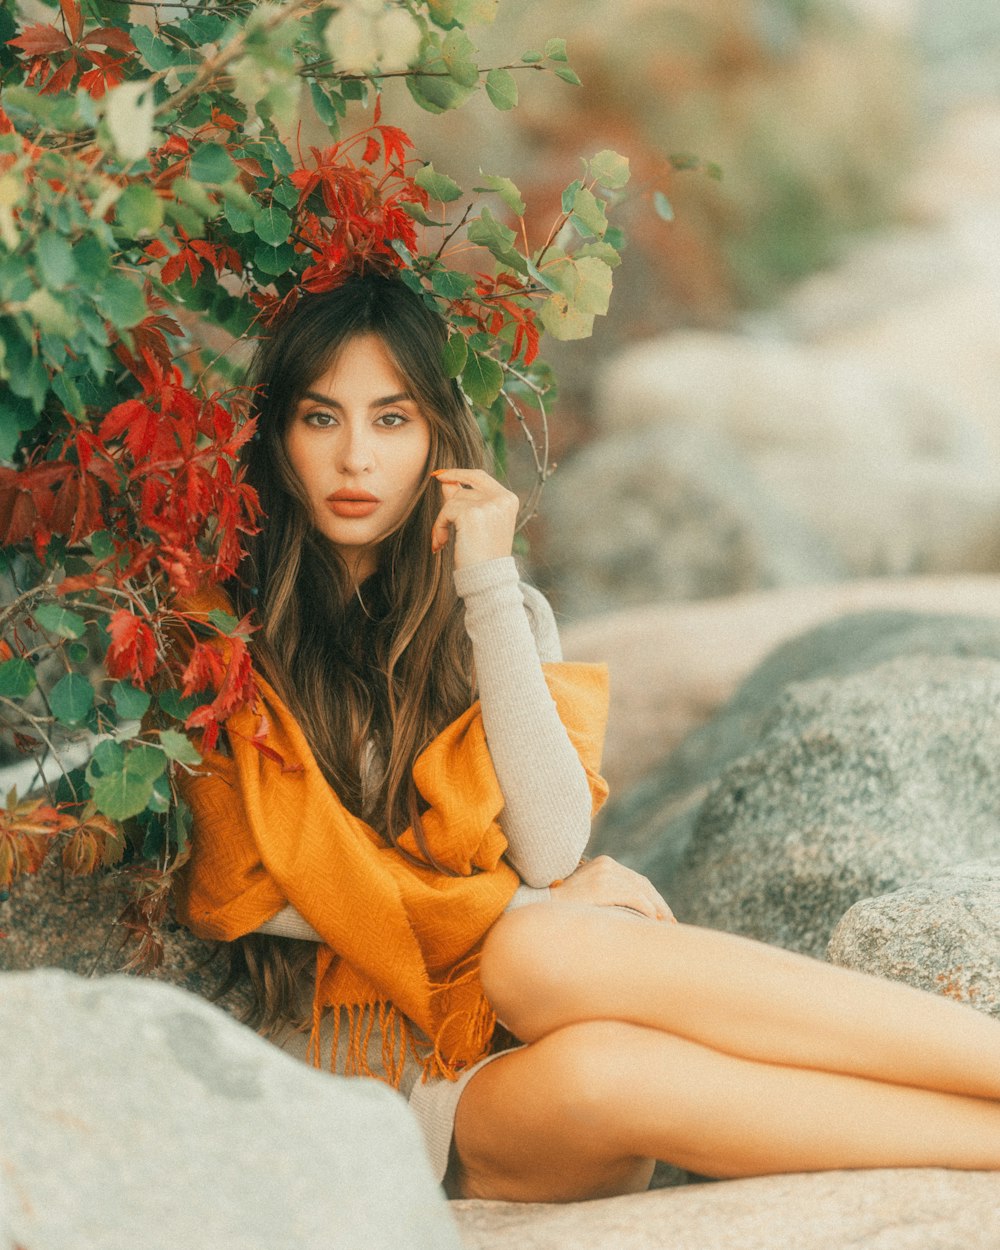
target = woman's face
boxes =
[284,333,432,582]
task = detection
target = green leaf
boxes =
[587,150,630,190]
[485,68,518,110]
[50,672,94,726]
[189,143,237,185]
[544,38,568,62]
[68,642,89,665]
[414,163,463,204]
[253,242,296,276]
[147,773,172,815]
[467,207,527,273]
[441,331,468,378]
[90,739,124,776]
[207,608,239,634]
[441,29,480,87]
[0,658,35,699]
[33,603,86,639]
[116,185,165,238]
[35,232,78,290]
[159,687,200,721]
[92,766,154,822]
[254,203,292,246]
[112,680,151,721]
[461,350,504,407]
[653,190,674,222]
[569,186,607,238]
[158,728,202,765]
[172,177,216,218]
[172,799,193,851]
[131,26,177,71]
[561,179,583,213]
[539,292,594,341]
[224,197,256,234]
[399,200,438,227]
[24,290,77,338]
[308,80,343,135]
[538,256,613,340]
[554,66,582,86]
[476,174,525,216]
[127,742,168,783]
[521,49,543,63]
[430,268,474,299]
[93,274,147,331]
[90,531,116,560]
[577,241,621,268]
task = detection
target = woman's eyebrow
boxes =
[300,390,415,407]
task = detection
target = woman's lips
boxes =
[326,491,380,518]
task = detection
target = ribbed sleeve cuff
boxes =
[453,555,519,599]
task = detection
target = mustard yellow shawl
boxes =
[174,626,609,1084]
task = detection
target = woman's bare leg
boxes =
[452,1020,1000,1203]
[480,903,1000,1101]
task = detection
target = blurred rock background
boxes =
[370,0,1000,619]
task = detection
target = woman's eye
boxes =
[377,412,408,428]
[305,410,337,427]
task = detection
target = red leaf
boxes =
[378,125,411,169]
[8,24,70,56]
[362,136,381,166]
[180,640,227,697]
[40,56,77,95]
[48,467,106,544]
[105,610,157,685]
[59,0,83,43]
[80,27,135,53]
[100,399,161,462]
[78,56,126,98]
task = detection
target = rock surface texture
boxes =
[452,1170,1000,1250]
[592,612,1000,975]
[828,858,1000,1015]
[561,575,1000,796]
[0,970,461,1250]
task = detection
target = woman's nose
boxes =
[336,423,374,475]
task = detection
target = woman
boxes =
[176,272,1000,1204]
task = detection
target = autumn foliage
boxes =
[0,0,627,969]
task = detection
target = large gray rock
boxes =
[539,331,1000,616]
[828,858,1000,1016]
[453,1169,1000,1250]
[540,422,842,617]
[563,575,1000,796]
[0,853,252,1017]
[594,612,1000,958]
[0,969,460,1250]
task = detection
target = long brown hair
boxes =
[223,274,490,1031]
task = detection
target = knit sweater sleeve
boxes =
[453,555,592,887]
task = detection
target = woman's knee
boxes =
[480,903,587,1037]
[454,1020,657,1202]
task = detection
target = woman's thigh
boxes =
[449,1019,657,1203]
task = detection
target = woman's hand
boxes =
[551,855,677,923]
[430,468,519,570]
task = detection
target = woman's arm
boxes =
[455,556,593,887]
